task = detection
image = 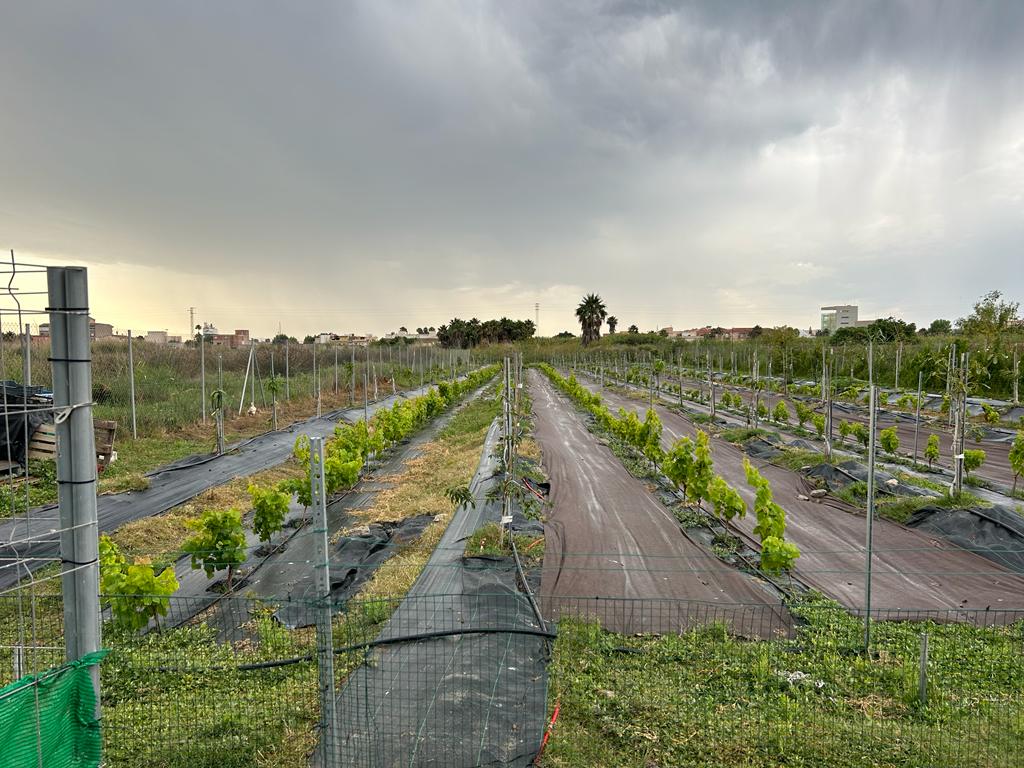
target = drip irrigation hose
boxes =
[148,625,558,674]
[510,528,548,635]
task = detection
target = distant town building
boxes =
[383,330,438,344]
[314,333,379,346]
[204,328,251,349]
[145,330,168,344]
[820,304,876,333]
[39,316,113,341]
[668,326,755,341]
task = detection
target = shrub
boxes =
[963,449,986,478]
[183,508,248,591]
[982,403,1001,424]
[925,434,940,469]
[773,401,790,424]
[879,427,900,458]
[99,535,179,632]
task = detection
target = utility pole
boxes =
[48,266,101,716]
[189,306,195,337]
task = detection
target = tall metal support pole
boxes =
[309,436,339,767]
[127,329,138,439]
[22,322,31,386]
[895,342,903,391]
[953,353,967,497]
[350,346,356,405]
[238,342,253,415]
[824,351,833,460]
[285,339,291,401]
[912,371,923,466]
[864,384,878,653]
[947,344,955,428]
[270,350,278,431]
[48,266,101,711]
[707,352,715,419]
[334,345,339,395]
[216,354,225,455]
[250,341,258,408]
[1011,348,1019,409]
[200,330,207,424]
[363,366,369,424]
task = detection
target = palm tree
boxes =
[607,316,618,334]
[575,293,607,346]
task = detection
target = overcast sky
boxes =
[2,1,1022,338]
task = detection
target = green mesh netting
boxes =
[0,650,108,768]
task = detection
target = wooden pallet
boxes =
[27,422,56,460]
[27,419,119,467]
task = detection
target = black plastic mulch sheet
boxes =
[333,572,548,768]
[275,514,435,629]
[330,420,550,768]
[907,505,1024,575]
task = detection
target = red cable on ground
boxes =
[533,701,561,765]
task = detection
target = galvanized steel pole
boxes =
[310,436,339,767]
[864,384,877,653]
[48,266,102,713]
[127,328,137,439]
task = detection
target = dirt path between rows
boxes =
[529,370,789,637]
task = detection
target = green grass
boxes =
[835,481,987,524]
[465,521,545,566]
[543,595,1024,767]
[719,426,768,444]
[0,459,59,518]
[771,448,829,472]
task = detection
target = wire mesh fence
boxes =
[3,591,1022,767]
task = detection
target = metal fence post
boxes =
[285,338,291,401]
[22,322,31,386]
[310,436,339,767]
[127,328,137,439]
[200,330,207,425]
[918,632,929,706]
[864,384,877,653]
[48,266,102,712]
[912,371,922,466]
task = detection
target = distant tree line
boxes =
[436,317,536,348]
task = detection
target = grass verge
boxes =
[542,595,1024,768]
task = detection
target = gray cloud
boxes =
[1,1,1022,335]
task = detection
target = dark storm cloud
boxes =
[1,1,1022,334]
